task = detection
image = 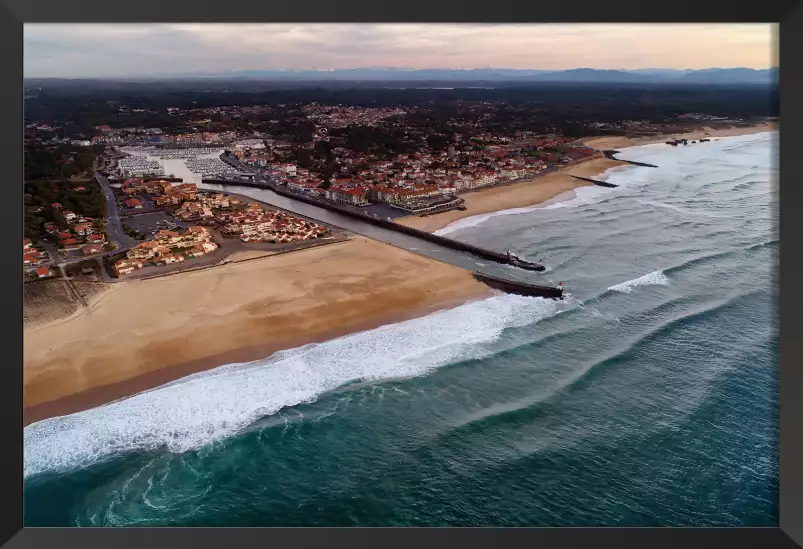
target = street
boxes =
[95,172,137,249]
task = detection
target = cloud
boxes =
[23,23,776,77]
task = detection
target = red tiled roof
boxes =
[35,267,51,276]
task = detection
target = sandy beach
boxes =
[397,121,777,234]
[24,237,490,424]
[581,120,778,151]
[396,156,628,233]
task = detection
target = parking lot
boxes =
[122,212,188,238]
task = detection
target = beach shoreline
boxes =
[397,122,776,234]
[23,122,775,427]
[24,237,491,425]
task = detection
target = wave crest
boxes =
[608,271,670,293]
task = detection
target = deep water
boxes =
[24,132,778,526]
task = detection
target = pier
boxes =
[603,149,659,168]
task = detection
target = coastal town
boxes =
[23,92,773,286]
[20,20,781,530]
[110,180,331,276]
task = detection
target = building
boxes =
[74,222,94,236]
[23,239,32,250]
[87,233,106,244]
[63,210,78,222]
[60,238,81,250]
[327,188,370,207]
[114,260,143,276]
[125,198,143,209]
[51,202,63,210]
[83,243,105,256]
[35,267,52,279]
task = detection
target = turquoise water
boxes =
[24,132,778,526]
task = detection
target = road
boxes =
[95,172,136,249]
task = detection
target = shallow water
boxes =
[24,132,778,526]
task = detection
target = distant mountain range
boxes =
[158,67,777,85]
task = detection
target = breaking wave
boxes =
[608,270,670,293]
[24,293,566,478]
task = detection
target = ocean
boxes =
[24,132,778,526]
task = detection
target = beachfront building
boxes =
[114,226,217,276]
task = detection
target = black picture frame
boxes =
[4,1,799,546]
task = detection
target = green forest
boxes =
[24,180,105,240]
[24,143,102,181]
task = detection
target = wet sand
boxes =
[24,237,491,424]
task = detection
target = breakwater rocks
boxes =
[472,272,563,299]
[570,175,618,188]
[602,149,658,168]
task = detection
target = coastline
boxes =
[396,156,628,233]
[24,237,491,425]
[24,122,775,427]
[580,120,777,151]
[398,121,777,234]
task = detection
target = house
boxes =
[63,210,78,222]
[23,251,40,265]
[74,222,94,236]
[57,231,72,241]
[114,259,143,276]
[23,239,32,250]
[186,245,207,258]
[74,186,86,192]
[51,202,63,210]
[35,267,52,279]
[44,222,59,233]
[87,233,106,244]
[83,243,105,256]
[61,238,81,250]
[125,198,143,209]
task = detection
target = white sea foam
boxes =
[24,293,564,478]
[608,270,670,293]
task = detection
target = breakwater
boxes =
[569,175,619,188]
[472,272,563,299]
[105,176,185,184]
[603,149,658,168]
[203,178,546,271]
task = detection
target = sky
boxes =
[24,23,776,78]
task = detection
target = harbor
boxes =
[199,178,562,297]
